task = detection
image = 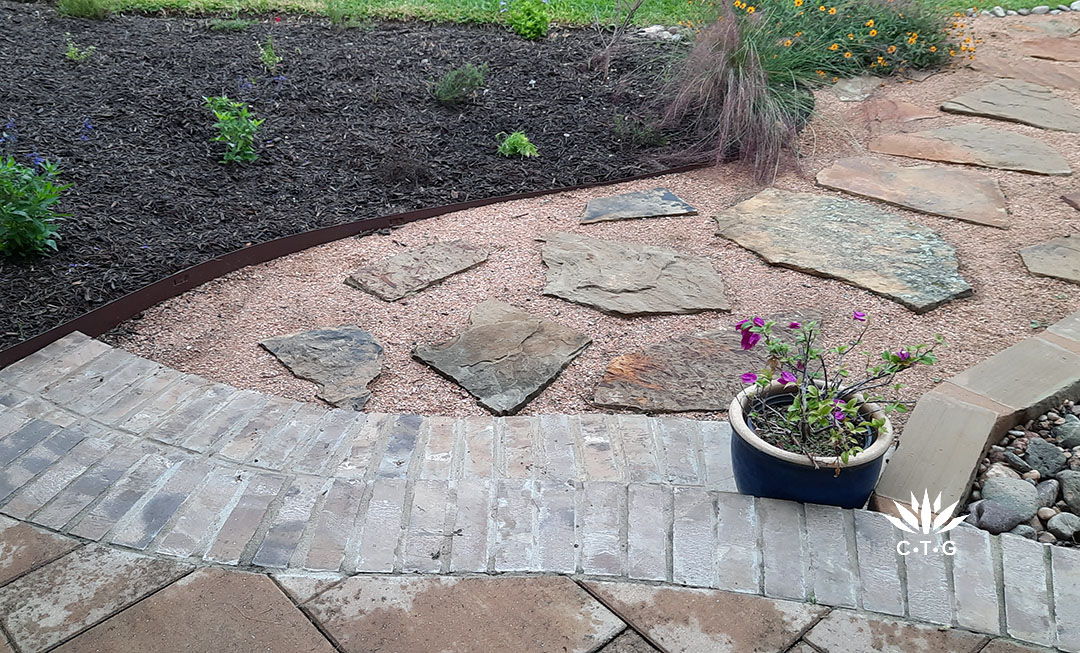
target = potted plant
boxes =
[729,312,943,509]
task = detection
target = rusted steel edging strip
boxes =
[0,163,707,369]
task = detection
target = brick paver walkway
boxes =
[0,332,1078,651]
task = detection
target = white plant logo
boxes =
[885,491,967,556]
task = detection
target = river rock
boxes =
[714,189,972,314]
[1020,235,1080,285]
[981,477,1040,521]
[985,462,1022,480]
[1023,37,1080,62]
[260,325,384,411]
[580,187,697,224]
[869,123,1072,175]
[1005,451,1033,473]
[966,499,1028,534]
[1038,478,1061,507]
[1058,470,1080,512]
[1054,414,1080,447]
[1048,511,1080,540]
[816,157,1009,228]
[1009,524,1038,539]
[412,300,590,415]
[345,240,488,301]
[941,80,1080,132]
[538,232,730,316]
[1026,436,1068,477]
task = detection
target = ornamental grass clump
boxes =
[735,312,943,468]
[432,64,488,106]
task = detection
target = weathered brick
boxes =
[375,414,424,479]
[459,416,495,479]
[627,483,670,582]
[803,504,857,608]
[290,409,365,475]
[701,422,735,492]
[537,479,576,574]
[537,414,578,481]
[248,402,327,470]
[0,333,90,387]
[449,478,490,572]
[31,444,148,530]
[853,509,905,616]
[715,492,760,593]
[903,532,952,625]
[950,524,1003,635]
[616,415,662,483]
[581,481,625,576]
[303,477,364,572]
[4,335,111,394]
[92,367,187,426]
[154,467,246,558]
[759,498,807,601]
[60,355,161,416]
[0,419,62,467]
[332,412,388,478]
[0,427,84,503]
[493,478,536,571]
[110,459,214,550]
[253,475,326,568]
[179,390,269,453]
[355,477,407,572]
[1051,545,1080,652]
[672,486,716,587]
[146,383,238,445]
[401,479,451,573]
[41,347,134,407]
[501,417,535,479]
[1,436,113,518]
[1001,533,1054,646]
[204,472,287,565]
[118,374,209,433]
[418,416,457,481]
[655,418,703,485]
[0,406,31,439]
[576,415,622,482]
[69,453,179,540]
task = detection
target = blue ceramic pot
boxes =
[728,382,893,510]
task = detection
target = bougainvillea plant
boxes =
[737,312,943,468]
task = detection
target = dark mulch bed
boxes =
[0,1,688,350]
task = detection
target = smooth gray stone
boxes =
[1026,437,1068,477]
[1048,511,1080,539]
[260,325,384,410]
[941,79,1080,133]
[967,499,1027,534]
[345,240,488,301]
[1009,524,1038,539]
[580,187,697,224]
[981,477,1040,522]
[1005,451,1033,474]
[1058,470,1080,513]
[1037,479,1061,507]
[1054,414,1080,448]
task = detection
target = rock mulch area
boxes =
[965,400,1080,545]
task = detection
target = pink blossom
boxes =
[852,310,867,322]
[779,371,797,385]
[788,322,801,329]
[741,373,758,384]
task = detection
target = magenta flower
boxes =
[779,371,797,385]
[788,322,801,329]
[833,410,846,421]
[752,317,765,327]
[741,372,758,384]
[852,310,867,322]
[735,319,750,331]
[740,330,761,350]
[897,349,910,362]
[796,360,805,371]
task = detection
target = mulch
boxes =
[0,1,690,351]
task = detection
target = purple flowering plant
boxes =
[737,311,943,467]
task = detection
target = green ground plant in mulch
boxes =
[432,63,488,105]
[0,155,70,258]
[496,131,539,157]
[204,96,264,163]
[64,33,96,61]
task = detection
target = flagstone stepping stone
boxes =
[971,54,1080,91]
[1023,37,1080,61]
[412,300,590,415]
[538,232,730,316]
[940,80,1080,132]
[714,189,973,313]
[1065,192,1080,210]
[854,98,939,123]
[869,123,1072,175]
[1020,235,1080,284]
[260,326,384,411]
[345,240,488,302]
[816,157,1009,228]
[1008,19,1080,38]
[580,187,697,224]
[592,311,819,412]
[831,75,881,102]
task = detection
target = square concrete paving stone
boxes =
[0,515,79,586]
[301,575,625,653]
[582,580,827,653]
[0,544,192,652]
[802,610,989,652]
[579,187,698,224]
[53,568,336,653]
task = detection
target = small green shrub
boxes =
[0,156,70,258]
[64,33,96,62]
[505,0,549,40]
[496,131,538,158]
[432,64,488,106]
[57,0,110,19]
[208,18,253,31]
[258,35,282,71]
[204,96,264,164]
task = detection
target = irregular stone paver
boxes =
[584,581,826,653]
[1008,20,1080,38]
[1020,236,1080,284]
[832,75,881,101]
[869,124,1072,175]
[714,189,973,313]
[1023,37,1080,62]
[344,239,488,301]
[855,98,939,123]
[303,576,625,653]
[271,572,345,603]
[260,326,383,411]
[413,300,591,415]
[600,629,657,652]
[941,80,1080,132]
[580,187,697,224]
[972,55,1080,91]
[803,610,989,652]
[539,232,730,316]
[53,568,335,653]
[0,515,79,586]
[1064,192,1080,211]
[0,545,191,652]
[816,157,1009,228]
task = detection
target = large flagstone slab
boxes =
[869,123,1072,175]
[972,55,1080,91]
[855,98,939,124]
[539,232,730,316]
[1023,37,1080,62]
[1021,236,1080,284]
[941,80,1080,132]
[260,326,384,411]
[714,189,973,313]
[1008,20,1080,38]
[816,157,1009,228]
[413,300,590,415]
[580,187,697,224]
[345,239,488,301]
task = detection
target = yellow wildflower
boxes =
[869,29,877,36]
[887,45,896,53]
[828,43,839,50]
[828,6,836,13]
[865,19,874,26]
[844,51,852,58]
[784,39,793,46]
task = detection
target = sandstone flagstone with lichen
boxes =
[816,157,1009,228]
[854,98,939,124]
[714,189,972,314]
[940,80,1080,133]
[1020,236,1080,284]
[260,326,384,410]
[538,232,730,316]
[971,55,1080,91]
[344,240,488,301]
[869,123,1072,175]
[579,187,697,224]
[412,300,590,415]
[1022,37,1080,62]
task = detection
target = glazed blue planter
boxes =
[728,382,893,510]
